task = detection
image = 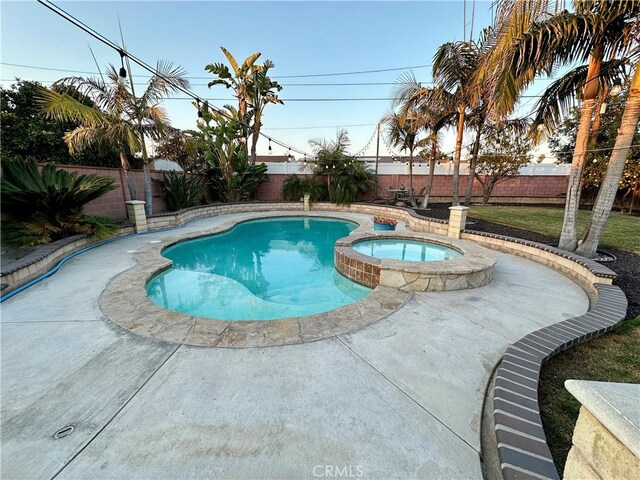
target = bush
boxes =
[282,174,327,201]
[208,162,268,202]
[153,171,204,211]
[0,158,117,245]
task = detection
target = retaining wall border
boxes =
[460,230,626,480]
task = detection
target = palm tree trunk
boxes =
[120,150,137,200]
[250,123,260,165]
[465,124,482,206]
[452,104,465,206]
[588,83,609,149]
[577,62,640,258]
[408,147,417,207]
[140,132,153,216]
[559,48,602,251]
[421,139,437,208]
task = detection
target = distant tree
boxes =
[548,81,640,205]
[155,128,200,172]
[475,124,532,204]
[0,79,119,167]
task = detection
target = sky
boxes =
[1,0,556,159]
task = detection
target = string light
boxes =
[268,138,272,154]
[118,50,127,78]
[35,0,314,158]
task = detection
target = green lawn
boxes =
[539,317,640,473]
[468,206,640,253]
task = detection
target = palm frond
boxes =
[37,87,105,127]
[530,58,629,136]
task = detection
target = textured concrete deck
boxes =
[0,212,588,479]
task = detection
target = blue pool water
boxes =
[146,217,371,320]
[354,239,462,261]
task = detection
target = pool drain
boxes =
[54,425,74,439]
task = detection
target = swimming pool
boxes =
[353,239,462,261]
[146,217,371,321]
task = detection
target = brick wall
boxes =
[47,165,570,219]
[256,173,569,202]
[53,165,168,219]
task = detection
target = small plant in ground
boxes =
[0,158,117,245]
[373,216,397,226]
[153,171,204,212]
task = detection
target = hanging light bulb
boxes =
[118,50,127,79]
[268,138,272,154]
[611,78,623,95]
[196,99,203,118]
[287,148,291,160]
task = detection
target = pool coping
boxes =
[99,211,411,348]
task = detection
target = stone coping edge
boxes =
[99,211,410,348]
[0,227,135,294]
[491,283,628,480]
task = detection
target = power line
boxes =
[0,61,435,81]
[34,0,313,158]
[0,76,434,87]
[273,64,434,79]
[263,123,377,131]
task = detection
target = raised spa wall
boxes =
[334,231,497,292]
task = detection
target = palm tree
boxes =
[206,47,259,134]
[247,60,283,164]
[126,60,189,215]
[381,109,425,207]
[577,60,640,257]
[207,48,284,165]
[39,62,189,214]
[477,0,640,250]
[432,40,483,205]
[393,78,457,209]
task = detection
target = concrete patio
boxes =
[0,212,588,479]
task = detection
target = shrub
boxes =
[0,158,117,245]
[282,174,327,201]
[208,162,268,202]
[153,171,204,211]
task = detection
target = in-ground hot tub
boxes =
[354,238,462,262]
[335,232,496,292]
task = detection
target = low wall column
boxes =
[125,200,148,233]
[303,193,311,211]
[563,380,640,480]
[447,206,468,239]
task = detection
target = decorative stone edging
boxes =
[451,231,625,480]
[334,231,496,291]
[99,211,410,348]
[492,284,627,480]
